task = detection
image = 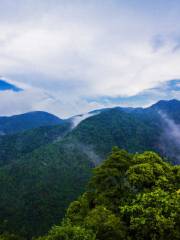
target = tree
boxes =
[37,148,180,240]
[84,206,126,240]
[36,224,95,240]
[120,188,180,240]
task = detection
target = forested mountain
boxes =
[67,99,180,163]
[149,99,180,122]
[0,99,179,239]
[0,111,63,135]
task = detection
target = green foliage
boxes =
[41,148,180,240]
[84,206,126,240]
[0,141,92,239]
[0,122,71,166]
[88,148,132,209]
[120,189,180,240]
[37,224,95,240]
[0,233,24,240]
[70,109,161,157]
[128,152,175,191]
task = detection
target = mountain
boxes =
[149,99,180,111]
[0,111,63,134]
[0,99,179,238]
[68,107,160,157]
[148,99,180,123]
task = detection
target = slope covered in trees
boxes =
[0,141,92,238]
[37,148,180,240]
[0,121,71,166]
[0,99,179,238]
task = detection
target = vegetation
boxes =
[38,148,180,240]
[0,99,179,239]
[0,141,92,239]
[69,108,161,157]
[0,122,71,166]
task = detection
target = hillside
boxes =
[67,99,180,163]
[0,121,71,166]
[0,99,179,238]
[0,141,92,238]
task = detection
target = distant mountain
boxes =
[147,99,180,123]
[0,111,64,134]
[149,99,180,110]
[0,99,179,238]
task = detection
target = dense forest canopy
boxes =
[36,148,180,240]
[35,148,180,240]
[1,148,179,240]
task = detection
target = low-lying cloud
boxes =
[159,111,180,163]
[70,111,100,128]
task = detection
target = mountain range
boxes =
[0,99,179,238]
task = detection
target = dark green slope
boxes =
[0,121,71,166]
[68,99,180,163]
[69,108,161,158]
[0,141,92,238]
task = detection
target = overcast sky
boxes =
[0,0,180,117]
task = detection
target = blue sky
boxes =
[86,79,180,107]
[0,79,22,92]
[0,0,180,117]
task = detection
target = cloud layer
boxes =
[0,0,180,117]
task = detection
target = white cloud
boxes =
[0,0,180,117]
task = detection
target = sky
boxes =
[0,0,180,118]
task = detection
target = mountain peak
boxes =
[0,111,63,134]
[149,99,180,109]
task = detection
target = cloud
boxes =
[70,111,100,128]
[158,111,180,163]
[0,0,180,116]
[0,80,107,117]
[86,79,180,109]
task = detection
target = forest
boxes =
[0,148,179,240]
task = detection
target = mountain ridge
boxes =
[0,111,64,135]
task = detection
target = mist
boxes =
[70,111,100,129]
[159,111,180,163]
